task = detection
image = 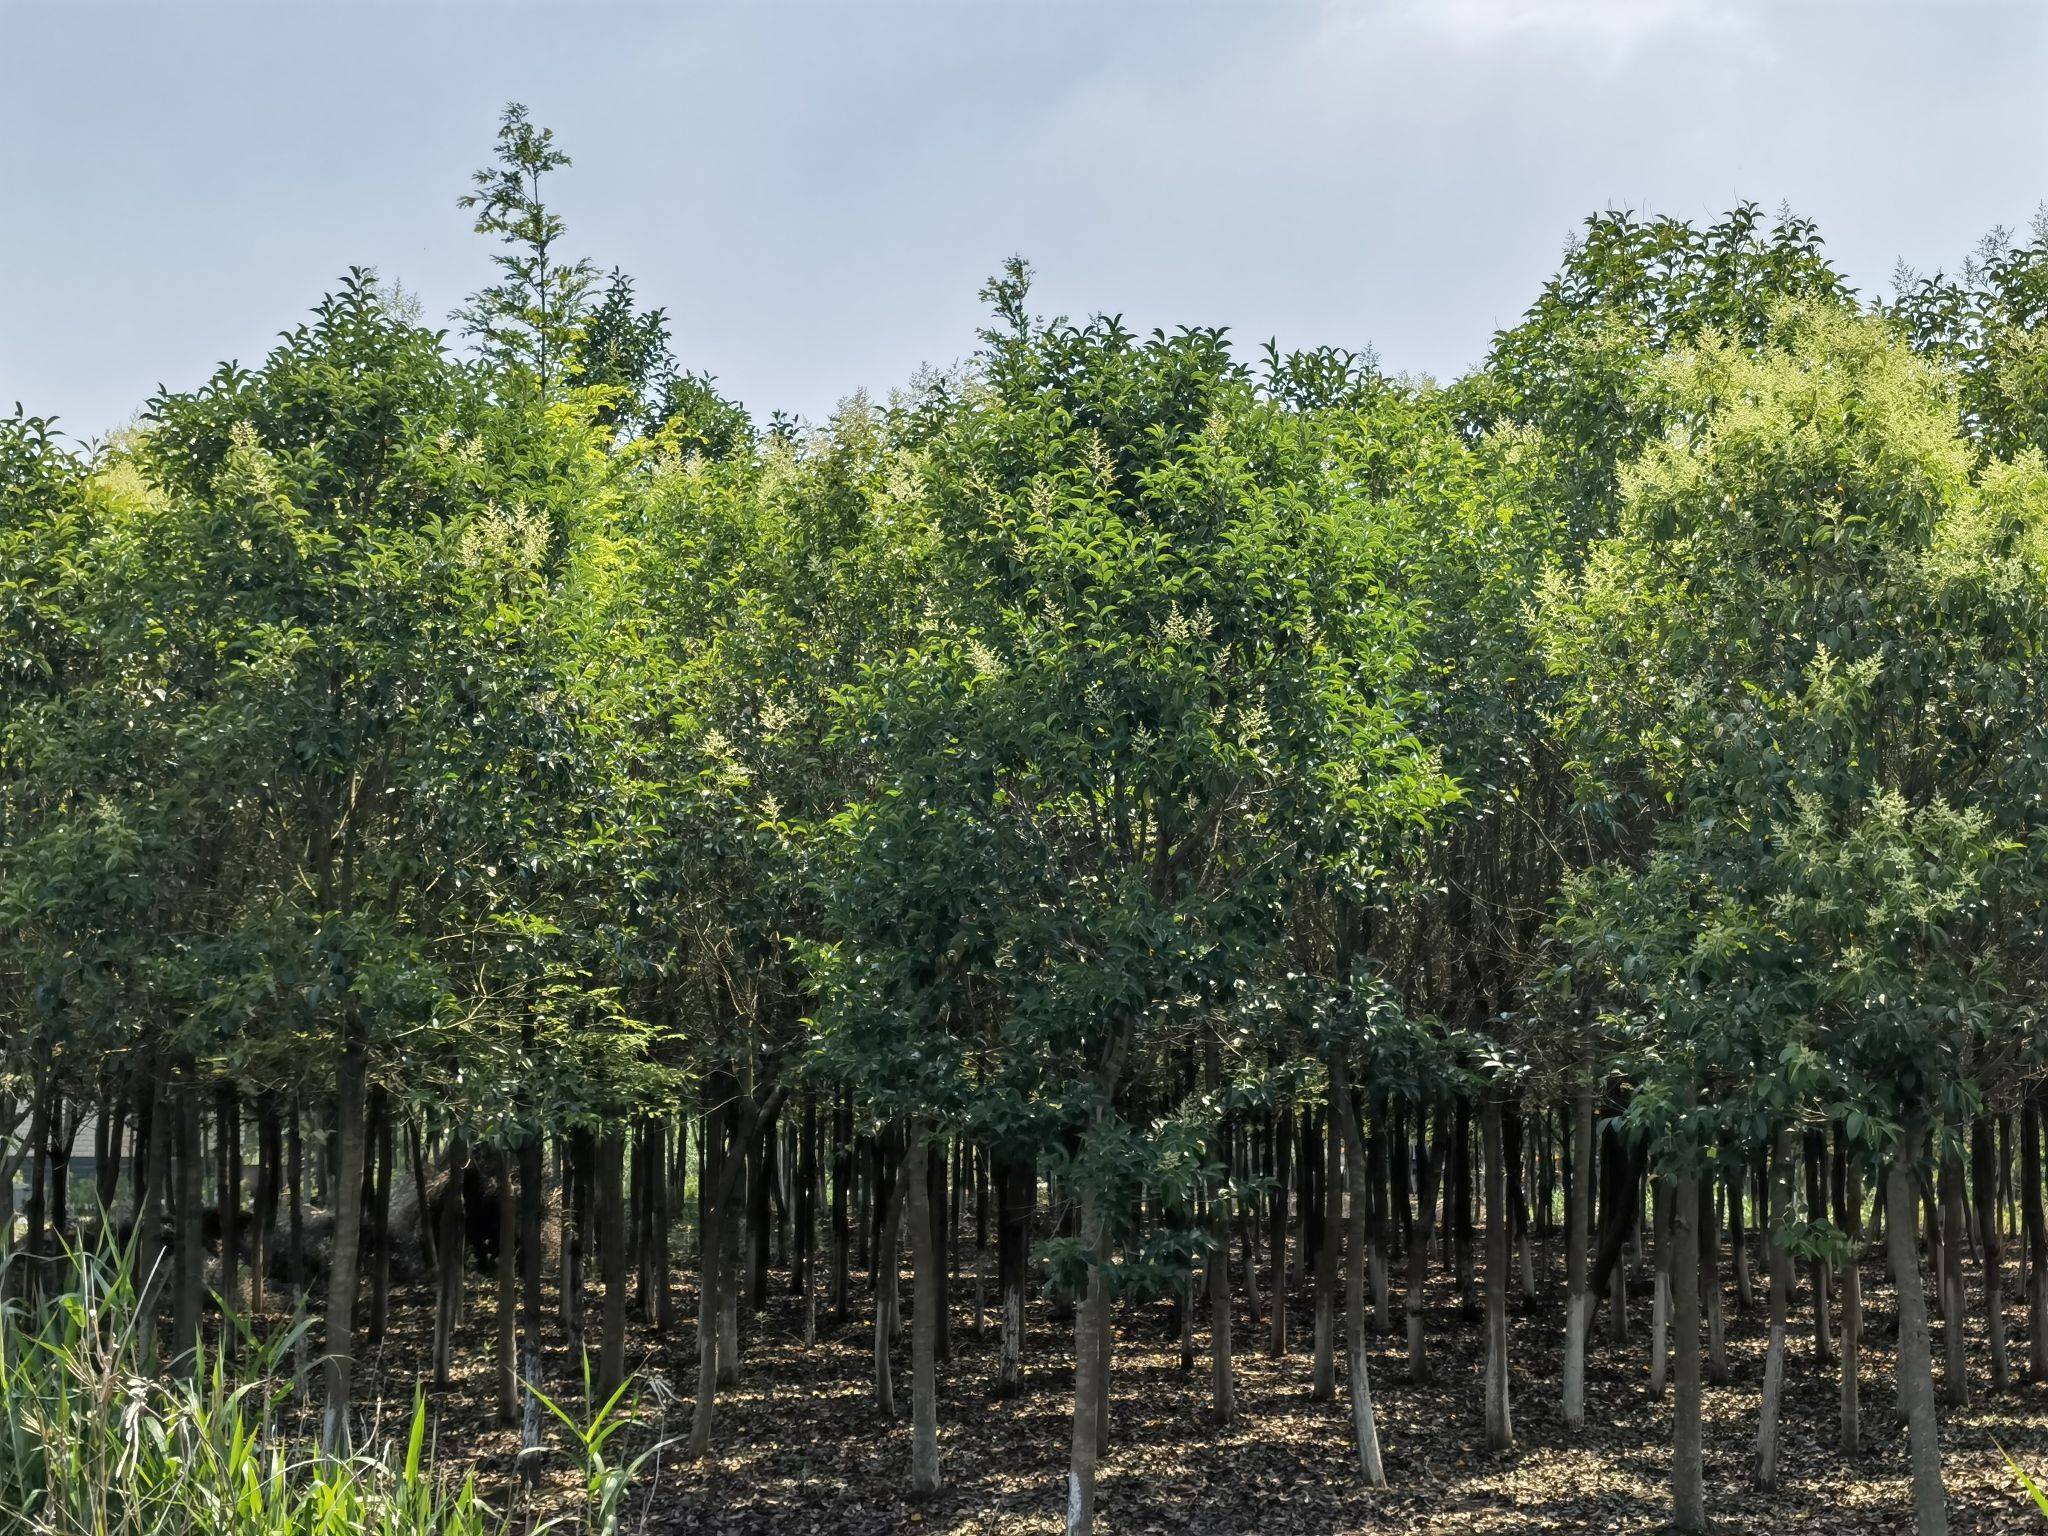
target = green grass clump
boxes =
[0,1249,496,1536]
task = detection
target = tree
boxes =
[1549,302,2048,1532]
[460,102,599,400]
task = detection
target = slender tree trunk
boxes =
[1649,1176,1670,1399]
[1332,1063,1385,1485]
[287,1099,305,1298]
[1481,1091,1512,1453]
[433,1128,467,1389]
[408,1119,436,1275]
[320,1042,368,1453]
[496,1145,518,1425]
[873,1132,902,1416]
[1065,1190,1111,1536]
[1887,1130,1948,1535]
[1756,1126,1793,1490]
[832,1093,852,1324]
[92,1089,119,1220]
[1370,1112,1393,1333]
[1808,1130,1834,1368]
[719,1138,745,1381]
[1671,1167,1705,1534]
[748,1116,774,1310]
[252,1100,279,1319]
[23,1081,52,1292]
[2026,1095,2048,1381]
[1562,1086,1594,1426]
[1206,1180,1236,1419]
[518,1130,545,1483]
[655,1121,677,1335]
[172,1076,203,1374]
[690,1180,726,1458]
[1407,1104,1434,1382]
[1939,1149,1968,1408]
[1454,1096,1475,1314]
[1506,1102,1534,1311]
[1703,1174,1729,1385]
[215,1082,241,1324]
[905,1125,942,1495]
[598,1129,627,1401]
[797,1100,818,1344]
[1971,1116,2010,1389]
[1312,1101,1340,1401]
[997,1152,1032,1394]
[1840,1141,1862,1457]
[930,1133,950,1364]
[1269,1099,1291,1356]
[137,1076,172,1363]
[366,1100,392,1345]
[1732,1164,1755,1313]
[1208,1046,1237,1421]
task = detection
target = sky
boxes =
[3,0,2044,444]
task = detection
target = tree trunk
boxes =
[366,1099,392,1345]
[2026,1095,2048,1381]
[1406,1104,1434,1382]
[1971,1116,2010,1390]
[797,1100,818,1343]
[655,1121,677,1335]
[497,1145,518,1425]
[905,1125,942,1495]
[1370,1112,1393,1333]
[320,1042,368,1453]
[1065,1190,1111,1536]
[1481,1092,1512,1454]
[832,1092,852,1324]
[598,1128,628,1401]
[1732,1163,1755,1313]
[1840,1139,1861,1457]
[1562,1086,1594,1426]
[1808,1130,1834,1368]
[287,1098,305,1298]
[1939,1149,1967,1408]
[1703,1174,1729,1385]
[929,1133,950,1364]
[1332,1062,1385,1485]
[1313,1101,1340,1401]
[137,1076,171,1363]
[22,1081,51,1298]
[433,1127,468,1389]
[1208,1045,1237,1421]
[1649,1176,1670,1399]
[172,1076,203,1374]
[518,1131,545,1482]
[408,1118,436,1275]
[748,1116,773,1310]
[215,1082,241,1324]
[873,1131,903,1416]
[1887,1130,1948,1535]
[690,1176,727,1458]
[1208,1180,1236,1419]
[1505,1102,1534,1311]
[1671,1167,1705,1534]
[997,1151,1032,1395]
[252,1099,280,1318]
[1756,1126,1792,1490]
[1269,1099,1291,1357]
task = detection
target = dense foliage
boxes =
[4,110,2045,1535]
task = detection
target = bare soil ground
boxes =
[334,1253,2048,1535]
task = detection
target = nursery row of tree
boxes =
[4,108,2047,1534]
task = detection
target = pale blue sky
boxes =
[3,1,2044,443]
